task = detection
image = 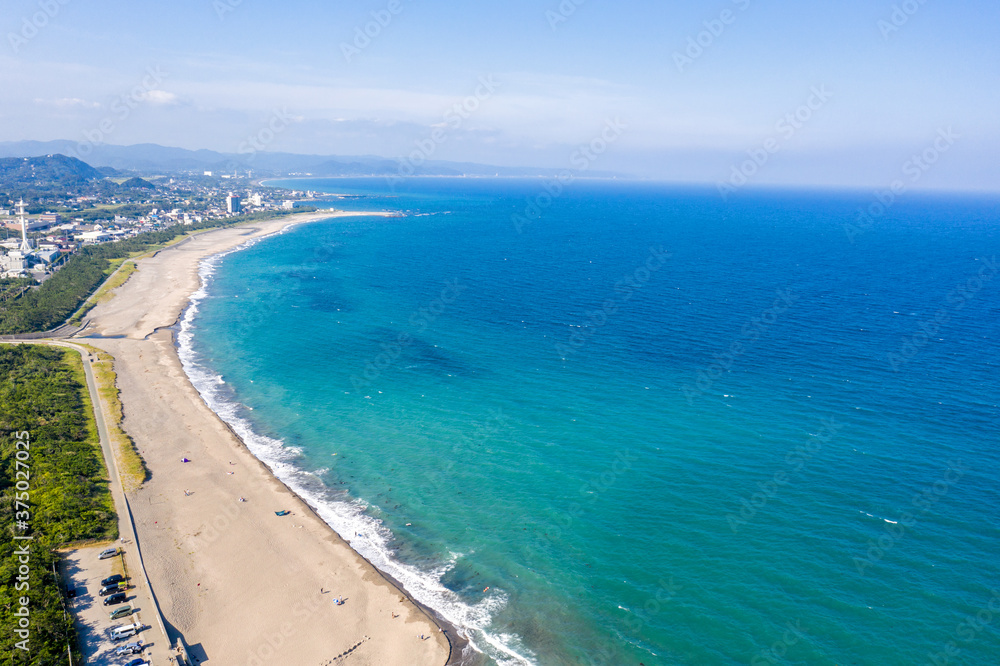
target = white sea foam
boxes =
[859,511,898,525]
[177,230,536,666]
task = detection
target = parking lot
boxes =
[60,542,175,665]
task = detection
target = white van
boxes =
[110,622,142,641]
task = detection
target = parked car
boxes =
[110,622,141,642]
[98,547,119,560]
[115,641,143,656]
[109,605,133,620]
[99,582,126,596]
[101,573,125,586]
[124,659,145,666]
[103,592,128,606]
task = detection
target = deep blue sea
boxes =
[178,178,1000,665]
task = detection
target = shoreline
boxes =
[171,216,475,662]
[203,384,471,663]
[78,210,463,666]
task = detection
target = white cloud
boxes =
[140,90,179,106]
[34,97,100,109]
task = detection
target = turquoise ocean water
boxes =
[178,178,1000,665]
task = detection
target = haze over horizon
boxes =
[2,0,998,191]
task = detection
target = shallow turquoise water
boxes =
[180,178,1000,665]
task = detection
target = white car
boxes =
[115,641,143,656]
[98,547,119,560]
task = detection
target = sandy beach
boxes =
[80,212,453,666]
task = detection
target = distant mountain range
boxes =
[0,140,625,179]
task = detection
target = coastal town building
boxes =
[78,227,111,243]
[0,251,29,278]
[35,248,61,264]
[227,193,241,214]
[3,218,51,231]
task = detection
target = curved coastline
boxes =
[175,215,532,666]
[79,210,457,666]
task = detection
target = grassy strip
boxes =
[78,344,148,492]
[64,348,104,470]
[93,261,138,303]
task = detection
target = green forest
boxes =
[0,344,117,664]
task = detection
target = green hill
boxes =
[0,154,110,189]
[120,176,156,189]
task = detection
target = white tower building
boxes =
[17,199,31,253]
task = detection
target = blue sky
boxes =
[2,0,998,189]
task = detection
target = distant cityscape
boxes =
[0,166,318,280]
